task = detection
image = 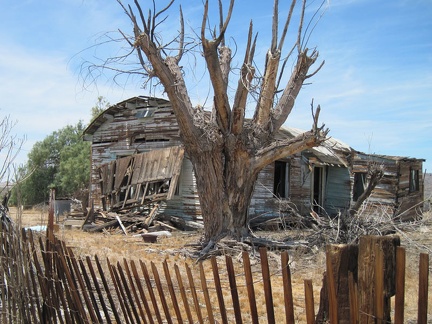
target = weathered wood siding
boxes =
[85,97,182,208]
[163,158,202,222]
[350,152,424,220]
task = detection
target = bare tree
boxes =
[93,0,328,246]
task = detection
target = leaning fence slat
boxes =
[242,251,259,324]
[211,256,229,324]
[86,256,113,323]
[259,247,275,324]
[117,261,142,324]
[394,246,406,324]
[140,260,164,324]
[67,247,100,324]
[162,260,183,323]
[199,261,215,323]
[94,255,122,324]
[78,258,104,323]
[123,259,148,324]
[151,261,173,324]
[108,260,133,324]
[281,251,295,324]
[22,230,41,323]
[226,255,243,324]
[55,241,88,323]
[417,252,429,324]
[130,260,154,324]
[304,279,315,324]
[186,262,204,323]
[175,263,194,324]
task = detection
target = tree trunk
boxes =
[189,140,258,242]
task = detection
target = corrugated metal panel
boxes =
[324,166,351,215]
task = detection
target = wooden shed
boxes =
[83,96,425,227]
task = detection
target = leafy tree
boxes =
[15,121,90,206]
[91,96,110,122]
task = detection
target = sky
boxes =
[0,0,431,172]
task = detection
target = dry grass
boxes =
[9,207,432,323]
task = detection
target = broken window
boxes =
[409,169,419,192]
[274,161,290,198]
[353,172,367,201]
[135,107,156,119]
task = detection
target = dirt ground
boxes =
[8,206,432,322]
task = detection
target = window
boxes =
[353,172,366,201]
[409,169,419,192]
[135,107,156,119]
[274,161,290,198]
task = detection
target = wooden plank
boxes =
[348,271,358,324]
[116,215,128,235]
[66,247,100,324]
[242,251,258,324]
[375,245,385,324]
[259,247,275,324]
[281,251,295,324]
[151,261,173,324]
[304,279,315,324]
[394,247,405,324]
[94,255,122,324]
[129,260,154,324]
[85,256,112,323]
[211,256,229,324]
[326,245,338,324]
[199,262,215,324]
[117,261,142,324]
[417,253,429,324]
[107,260,133,324]
[174,264,194,323]
[226,255,243,324]
[186,263,204,323]
[162,260,183,323]
[140,260,163,324]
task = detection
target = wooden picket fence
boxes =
[0,224,430,323]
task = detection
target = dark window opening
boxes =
[409,169,419,192]
[134,137,170,144]
[274,161,289,198]
[353,172,367,201]
[312,167,324,212]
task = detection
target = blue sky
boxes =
[0,0,431,172]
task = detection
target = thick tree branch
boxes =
[125,2,200,144]
[254,129,327,171]
[201,0,234,134]
[350,166,384,216]
[271,49,318,132]
[232,22,256,135]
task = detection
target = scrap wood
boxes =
[116,215,128,235]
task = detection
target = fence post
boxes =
[394,246,406,324]
[417,253,429,324]
[357,235,400,323]
[316,244,358,323]
[304,279,315,324]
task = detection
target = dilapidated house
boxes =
[83,96,425,228]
